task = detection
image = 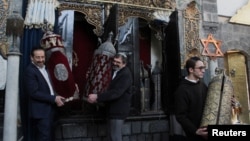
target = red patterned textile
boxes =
[40,31,64,51]
[84,33,116,96]
[84,54,113,95]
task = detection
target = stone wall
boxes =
[216,22,250,80]
[55,114,169,141]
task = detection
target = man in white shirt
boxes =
[23,47,65,141]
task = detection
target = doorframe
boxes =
[224,49,250,124]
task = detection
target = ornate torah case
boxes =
[200,72,233,127]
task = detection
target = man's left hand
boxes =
[88,94,98,103]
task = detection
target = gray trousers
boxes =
[108,119,124,141]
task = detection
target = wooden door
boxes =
[162,11,182,114]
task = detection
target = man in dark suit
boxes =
[23,47,65,141]
[88,53,133,141]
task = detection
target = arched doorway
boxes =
[57,3,180,117]
[58,10,99,115]
[224,50,250,124]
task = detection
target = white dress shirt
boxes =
[38,66,55,96]
[112,70,118,79]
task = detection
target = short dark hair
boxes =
[31,46,44,57]
[185,56,201,74]
[114,52,127,64]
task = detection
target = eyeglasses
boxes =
[194,66,206,70]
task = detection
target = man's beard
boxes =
[113,65,119,71]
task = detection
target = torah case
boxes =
[200,72,233,127]
[84,32,116,97]
[40,31,78,101]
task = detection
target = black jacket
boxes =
[174,78,208,138]
[23,63,56,119]
[97,66,133,119]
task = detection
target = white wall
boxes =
[217,0,248,17]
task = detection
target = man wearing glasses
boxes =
[174,56,208,141]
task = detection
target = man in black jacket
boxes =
[23,47,65,141]
[174,56,208,141]
[88,53,133,141]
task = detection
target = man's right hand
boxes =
[196,127,208,140]
[55,96,65,107]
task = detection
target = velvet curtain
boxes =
[139,38,151,68]
[72,21,97,96]
[70,20,97,112]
